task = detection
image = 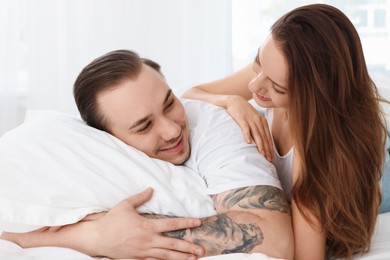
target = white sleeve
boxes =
[187,101,282,195]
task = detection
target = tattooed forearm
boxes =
[214,185,290,214]
[141,186,290,256]
[142,212,264,255]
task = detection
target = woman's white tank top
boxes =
[265,109,294,201]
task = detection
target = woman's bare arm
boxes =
[291,153,327,260]
[182,64,254,107]
[183,64,274,162]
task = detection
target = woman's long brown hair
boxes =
[271,4,387,258]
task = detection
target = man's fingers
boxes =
[82,212,106,221]
[157,236,204,257]
[154,217,201,233]
[146,247,199,260]
[47,226,63,232]
[124,187,154,208]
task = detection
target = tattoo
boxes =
[216,186,290,214]
[222,223,263,254]
[164,229,186,239]
[186,213,263,255]
[141,186,289,255]
[142,213,264,255]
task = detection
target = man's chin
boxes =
[170,150,190,165]
[171,154,190,165]
[156,141,190,165]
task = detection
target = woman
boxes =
[183,3,388,259]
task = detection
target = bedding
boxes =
[352,212,390,260]
[1,109,389,259]
[0,110,215,232]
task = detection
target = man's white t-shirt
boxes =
[182,99,282,195]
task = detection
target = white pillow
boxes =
[0,110,215,232]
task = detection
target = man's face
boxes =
[97,64,190,165]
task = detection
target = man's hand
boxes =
[90,188,204,259]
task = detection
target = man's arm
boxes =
[147,185,293,259]
[0,188,205,260]
[1,186,293,259]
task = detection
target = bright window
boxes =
[232,0,390,97]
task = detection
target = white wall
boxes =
[0,0,232,136]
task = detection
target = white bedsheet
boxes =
[1,213,389,260]
[351,212,390,260]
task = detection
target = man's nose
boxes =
[159,117,181,141]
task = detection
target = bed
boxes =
[0,109,389,260]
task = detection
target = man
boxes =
[1,50,293,260]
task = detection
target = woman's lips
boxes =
[256,93,271,101]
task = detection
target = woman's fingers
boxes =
[236,119,253,144]
[234,114,273,162]
[261,119,274,162]
[259,119,273,161]
[226,98,273,159]
[250,117,273,162]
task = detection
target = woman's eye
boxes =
[272,85,286,94]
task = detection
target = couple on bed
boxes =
[2,4,390,260]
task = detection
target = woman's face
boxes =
[249,35,289,109]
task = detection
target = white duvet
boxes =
[0,111,215,232]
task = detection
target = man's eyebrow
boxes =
[128,114,152,131]
[164,89,173,105]
[128,89,172,131]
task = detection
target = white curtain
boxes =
[0,0,232,136]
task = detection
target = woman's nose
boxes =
[248,73,266,93]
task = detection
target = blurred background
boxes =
[1,0,390,136]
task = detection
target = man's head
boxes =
[74,50,190,165]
